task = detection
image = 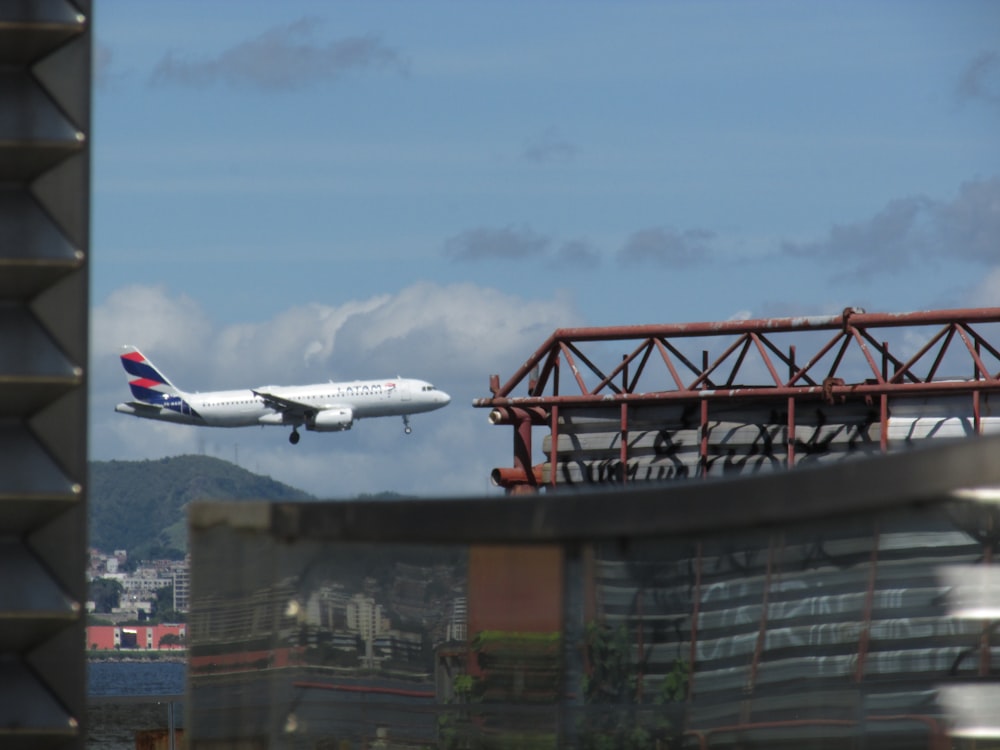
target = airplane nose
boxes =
[440,391,451,405]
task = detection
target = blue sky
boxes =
[89,1,1000,497]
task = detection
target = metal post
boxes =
[620,403,628,484]
[167,701,176,750]
[512,409,535,494]
[550,405,559,489]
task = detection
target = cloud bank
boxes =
[443,225,605,269]
[522,129,579,164]
[782,177,1000,275]
[443,226,550,261]
[958,50,1000,110]
[150,17,406,90]
[618,227,716,267]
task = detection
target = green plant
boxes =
[657,659,690,704]
[453,673,475,701]
[579,622,689,750]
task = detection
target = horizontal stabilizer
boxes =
[115,401,163,416]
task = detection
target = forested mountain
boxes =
[89,455,313,561]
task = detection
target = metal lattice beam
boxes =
[476,308,1000,491]
[478,308,1000,406]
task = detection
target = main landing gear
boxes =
[403,415,412,435]
[289,429,300,445]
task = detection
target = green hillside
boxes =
[89,455,313,560]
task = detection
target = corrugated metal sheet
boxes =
[591,510,995,732]
[540,395,1000,485]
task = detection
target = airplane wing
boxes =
[252,390,318,418]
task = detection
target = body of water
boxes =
[88,660,186,697]
[87,661,186,749]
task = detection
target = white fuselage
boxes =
[115,377,449,429]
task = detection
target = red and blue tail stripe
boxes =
[121,350,174,402]
[121,351,170,400]
[119,347,200,417]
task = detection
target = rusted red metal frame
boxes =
[480,308,1000,402]
[481,309,1000,491]
[492,378,995,491]
[656,337,705,390]
[492,377,1000,409]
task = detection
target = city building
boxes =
[87,624,187,651]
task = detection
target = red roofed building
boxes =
[87,624,186,651]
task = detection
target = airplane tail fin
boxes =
[120,345,183,403]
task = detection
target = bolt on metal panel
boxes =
[0,2,90,748]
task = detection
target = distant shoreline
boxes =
[88,652,187,663]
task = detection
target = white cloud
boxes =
[330,281,576,378]
[92,285,212,365]
[91,281,580,497]
[207,296,390,383]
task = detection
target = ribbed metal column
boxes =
[0,2,91,748]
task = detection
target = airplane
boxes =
[114,345,451,444]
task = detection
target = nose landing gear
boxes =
[289,429,300,445]
[403,415,412,435]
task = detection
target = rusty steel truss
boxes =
[474,307,1000,492]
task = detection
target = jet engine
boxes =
[258,413,289,425]
[308,408,353,432]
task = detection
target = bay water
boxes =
[88,660,186,697]
[87,661,186,750]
